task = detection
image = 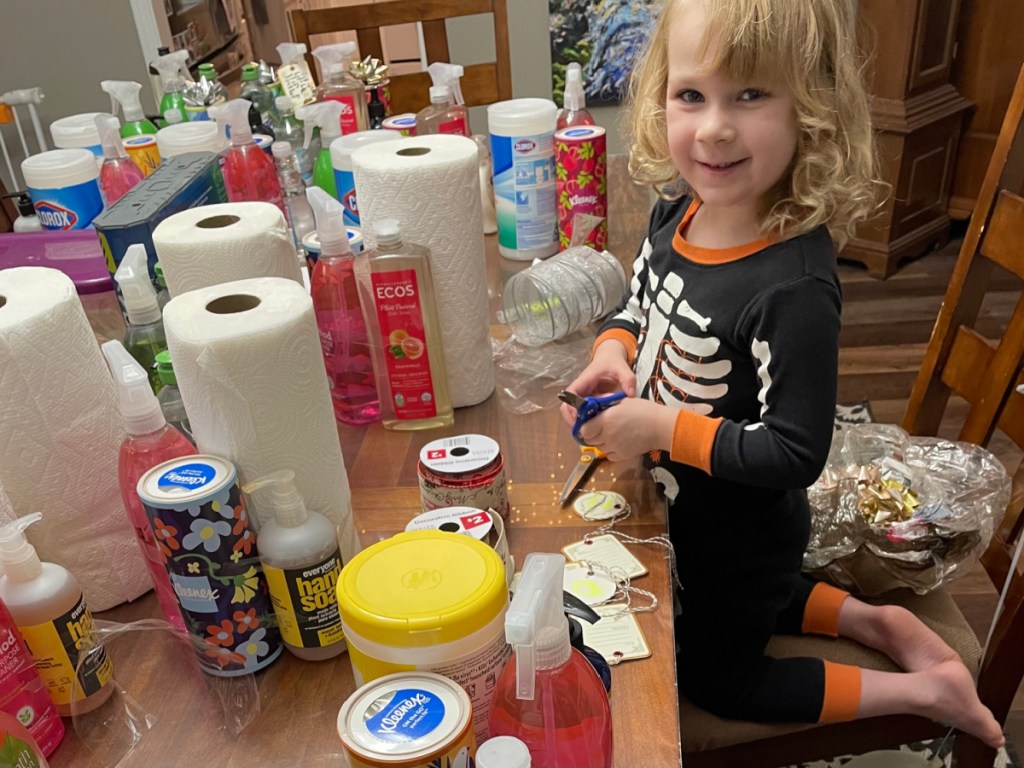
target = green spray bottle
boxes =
[151,50,190,125]
[295,101,343,199]
[101,80,160,175]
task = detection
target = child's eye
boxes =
[739,88,769,101]
[676,89,704,103]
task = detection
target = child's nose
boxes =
[695,106,735,143]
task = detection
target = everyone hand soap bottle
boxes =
[295,101,343,198]
[102,339,196,634]
[0,516,114,717]
[354,218,453,430]
[307,186,380,424]
[208,98,285,214]
[242,470,346,660]
[487,553,612,768]
[95,114,144,206]
[114,244,167,392]
[312,42,368,136]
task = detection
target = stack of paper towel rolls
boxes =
[162,277,358,563]
[0,267,147,611]
[353,134,495,408]
[153,202,304,298]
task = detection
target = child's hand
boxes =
[575,397,674,462]
[560,340,637,429]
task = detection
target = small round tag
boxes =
[563,563,617,606]
[572,491,628,521]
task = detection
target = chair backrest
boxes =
[288,0,512,116]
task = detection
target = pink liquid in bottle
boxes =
[221,143,286,216]
[0,599,64,756]
[311,253,381,425]
[99,156,145,206]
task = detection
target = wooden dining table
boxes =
[49,156,682,767]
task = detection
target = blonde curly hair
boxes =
[627,0,884,246]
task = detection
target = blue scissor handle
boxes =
[568,391,627,444]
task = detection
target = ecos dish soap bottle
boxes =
[0,516,114,717]
[487,553,612,768]
[242,470,346,661]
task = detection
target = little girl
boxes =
[562,0,1004,747]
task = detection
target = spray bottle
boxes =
[208,98,285,214]
[101,80,161,175]
[557,63,594,130]
[95,114,144,206]
[101,340,195,634]
[272,95,313,182]
[307,186,380,424]
[151,49,191,125]
[0,515,114,717]
[416,63,469,136]
[295,101,343,198]
[276,42,316,106]
[242,470,346,660]
[487,553,612,768]
[313,42,368,135]
[240,63,277,131]
[154,350,192,442]
[114,243,167,392]
[273,140,316,253]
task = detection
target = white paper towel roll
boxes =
[153,202,304,298]
[162,277,358,563]
[353,134,495,408]
[0,267,146,611]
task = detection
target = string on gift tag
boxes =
[575,560,658,616]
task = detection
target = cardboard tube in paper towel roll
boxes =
[352,134,495,408]
[0,267,146,611]
[162,277,358,563]
[153,202,304,298]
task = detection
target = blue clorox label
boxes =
[158,462,216,492]
[365,688,443,743]
[29,179,103,231]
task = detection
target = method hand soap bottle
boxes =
[354,219,453,430]
[242,470,346,660]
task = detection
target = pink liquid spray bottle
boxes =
[488,553,612,768]
[95,113,144,206]
[209,98,285,215]
[557,63,594,130]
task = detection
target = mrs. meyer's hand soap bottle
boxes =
[487,553,612,768]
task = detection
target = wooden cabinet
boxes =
[844,0,971,278]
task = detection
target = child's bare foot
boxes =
[918,660,1004,748]
[875,605,960,672]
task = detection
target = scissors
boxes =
[557,389,627,445]
[559,444,606,506]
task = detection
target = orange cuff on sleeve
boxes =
[593,329,638,366]
[818,661,861,723]
[669,409,722,473]
[801,582,850,637]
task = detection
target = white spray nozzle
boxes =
[153,49,190,89]
[242,470,308,527]
[114,244,161,326]
[101,339,166,435]
[426,63,465,105]
[101,80,146,123]
[96,114,127,159]
[429,86,452,105]
[0,88,44,106]
[208,98,253,146]
[563,62,586,111]
[0,513,42,581]
[506,553,571,701]
[306,186,352,257]
[295,101,343,147]
[277,42,308,66]
[312,42,357,78]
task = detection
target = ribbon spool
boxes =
[417,434,510,520]
[405,506,513,586]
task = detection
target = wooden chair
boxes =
[287,0,512,115]
[679,65,1024,768]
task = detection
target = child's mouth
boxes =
[699,159,744,170]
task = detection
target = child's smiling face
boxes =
[664,1,800,230]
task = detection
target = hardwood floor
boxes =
[836,226,1024,755]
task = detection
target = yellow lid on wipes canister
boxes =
[338,530,506,647]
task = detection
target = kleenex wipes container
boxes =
[22,149,103,230]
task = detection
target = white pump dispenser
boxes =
[242,470,346,660]
[114,244,161,326]
[101,340,166,435]
[0,515,114,716]
[101,80,147,124]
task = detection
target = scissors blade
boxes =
[559,446,604,506]
[558,390,584,409]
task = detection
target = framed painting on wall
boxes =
[549,0,659,105]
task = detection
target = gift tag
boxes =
[562,535,648,579]
[563,563,617,606]
[581,604,651,664]
[573,491,629,521]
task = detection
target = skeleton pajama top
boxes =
[596,196,841,505]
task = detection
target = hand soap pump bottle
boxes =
[114,244,167,392]
[487,553,612,768]
[95,114,144,206]
[416,63,469,136]
[307,186,380,424]
[557,63,594,130]
[151,49,191,125]
[12,194,41,233]
[354,218,453,430]
[208,98,286,214]
[295,101,344,199]
[0,515,115,717]
[101,340,195,634]
[312,42,368,135]
[242,470,346,660]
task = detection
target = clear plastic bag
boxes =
[805,424,1010,596]
[491,330,595,414]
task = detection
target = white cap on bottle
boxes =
[114,244,161,326]
[476,736,532,768]
[429,85,452,104]
[101,339,167,435]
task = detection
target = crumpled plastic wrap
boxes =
[491,330,594,414]
[805,424,1010,596]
